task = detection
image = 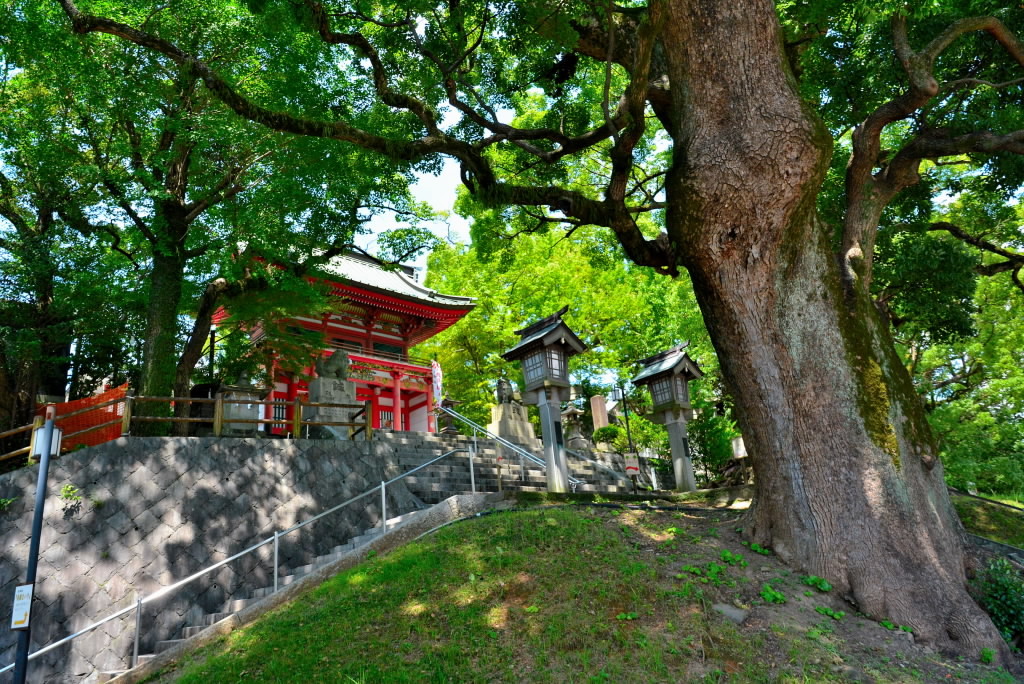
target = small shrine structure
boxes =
[233,252,475,433]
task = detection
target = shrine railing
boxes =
[0,395,373,465]
[123,395,373,440]
[327,340,432,368]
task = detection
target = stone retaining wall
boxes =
[0,436,420,682]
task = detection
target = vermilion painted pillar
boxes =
[391,371,404,431]
[426,386,435,433]
[284,371,298,426]
[266,356,278,430]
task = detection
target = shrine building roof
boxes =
[315,252,476,315]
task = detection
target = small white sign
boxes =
[30,427,62,459]
[11,583,32,630]
[624,454,641,475]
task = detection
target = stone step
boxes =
[274,509,427,586]
[331,541,356,555]
[404,468,548,481]
[201,611,235,626]
[218,595,262,615]
[154,638,187,654]
[577,484,632,493]
[96,656,155,682]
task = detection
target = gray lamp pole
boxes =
[631,345,704,492]
[615,384,636,454]
[502,307,587,493]
[537,388,569,492]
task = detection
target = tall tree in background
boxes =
[0,58,145,425]
[3,2,429,408]
[416,231,712,421]
[418,231,738,478]
[53,0,1024,655]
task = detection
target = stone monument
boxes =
[304,351,358,439]
[222,373,270,436]
[486,378,538,448]
[590,394,609,430]
[561,405,590,450]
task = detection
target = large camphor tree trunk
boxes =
[661,0,1003,654]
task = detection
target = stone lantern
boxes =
[502,306,587,492]
[631,344,704,491]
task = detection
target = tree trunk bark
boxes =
[660,0,1005,657]
[139,249,186,413]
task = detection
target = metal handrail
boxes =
[0,447,474,676]
[434,406,584,491]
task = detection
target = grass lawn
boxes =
[951,492,1024,549]
[144,502,1018,683]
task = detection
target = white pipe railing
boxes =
[0,447,472,677]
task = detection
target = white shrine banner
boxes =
[431,360,443,401]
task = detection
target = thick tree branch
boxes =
[120,118,156,191]
[183,147,275,223]
[897,128,1024,160]
[921,16,1024,67]
[483,181,676,275]
[929,221,1023,263]
[842,14,1024,288]
[58,0,483,172]
[0,172,33,236]
[55,205,141,269]
[76,113,157,241]
[57,0,675,273]
[305,1,441,136]
[929,221,1024,295]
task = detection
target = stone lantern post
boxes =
[631,344,704,491]
[501,306,587,492]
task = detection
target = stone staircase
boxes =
[93,433,630,682]
[376,431,635,501]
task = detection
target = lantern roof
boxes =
[501,306,587,361]
[631,344,704,386]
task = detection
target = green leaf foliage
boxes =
[972,557,1024,645]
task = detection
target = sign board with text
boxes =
[11,584,32,630]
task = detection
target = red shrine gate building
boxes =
[243,252,474,433]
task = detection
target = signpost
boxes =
[624,453,641,494]
[11,405,58,683]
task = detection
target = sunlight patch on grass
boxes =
[486,604,509,629]
[345,571,368,586]
[401,600,428,616]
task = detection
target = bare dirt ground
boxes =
[604,498,1023,683]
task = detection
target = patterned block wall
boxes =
[0,436,420,683]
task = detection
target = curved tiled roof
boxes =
[315,252,475,312]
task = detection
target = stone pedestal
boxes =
[648,407,697,492]
[486,402,537,446]
[538,390,569,493]
[666,414,697,492]
[305,352,358,439]
[562,405,590,450]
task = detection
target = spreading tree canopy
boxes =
[48,0,1024,658]
[1,2,438,412]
